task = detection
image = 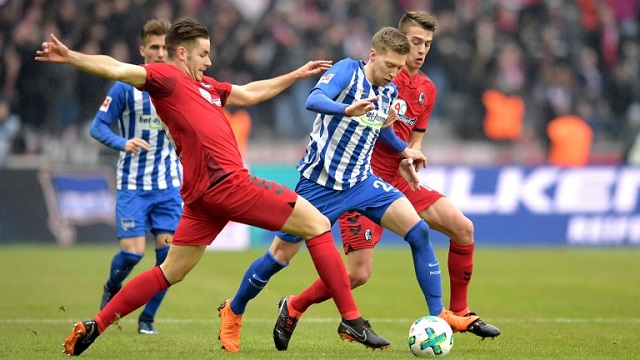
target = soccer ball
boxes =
[408,316,454,357]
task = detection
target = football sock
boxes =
[106,249,143,289]
[140,246,170,321]
[448,241,474,313]
[404,220,443,316]
[291,278,332,313]
[306,231,360,320]
[230,251,287,315]
[95,266,170,333]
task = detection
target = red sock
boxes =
[305,232,360,320]
[94,266,170,333]
[448,242,474,313]
[292,278,332,313]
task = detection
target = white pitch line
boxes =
[2,317,640,324]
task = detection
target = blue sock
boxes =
[106,249,143,289]
[140,246,170,322]
[230,251,287,315]
[405,220,444,316]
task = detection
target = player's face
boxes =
[404,26,433,73]
[184,38,212,81]
[140,35,167,64]
[368,49,407,87]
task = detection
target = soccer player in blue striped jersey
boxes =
[89,19,181,335]
[220,27,430,351]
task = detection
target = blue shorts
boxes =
[277,175,404,243]
[115,188,183,239]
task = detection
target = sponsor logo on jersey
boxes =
[137,115,163,130]
[392,98,417,126]
[99,96,112,112]
[199,87,218,105]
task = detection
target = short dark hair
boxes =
[165,18,209,59]
[371,27,410,55]
[140,19,171,45]
[398,11,438,34]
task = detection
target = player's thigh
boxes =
[115,190,149,239]
[379,196,422,238]
[212,172,299,232]
[280,195,331,240]
[159,244,206,284]
[393,180,444,214]
[419,197,473,241]
[277,177,343,242]
[172,201,229,246]
[338,211,383,254]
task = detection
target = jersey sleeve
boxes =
[312,58,358,100]
[89,82,128,151]
[139,63,176,98]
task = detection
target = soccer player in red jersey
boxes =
[36,17,382,356]
[272,12,500,351]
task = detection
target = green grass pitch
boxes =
[0,245,639,359]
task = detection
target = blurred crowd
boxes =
[1,0,639,165]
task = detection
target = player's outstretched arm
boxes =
[226,60,332,107]
[35,34,147,88]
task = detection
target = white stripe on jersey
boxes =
[114,86,181,191]
[298,59,397,190]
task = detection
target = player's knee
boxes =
[305,214,332,238]
[405,220,430,247]
[349,270,371,288]
[451,217,474,246]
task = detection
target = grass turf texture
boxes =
[0,245,639,359]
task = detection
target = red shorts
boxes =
[173,170,297,246]
[339,175,444,253]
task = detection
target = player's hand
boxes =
[296,60,333,78]
[400,147,427,170]
[124,137,150,154]
[399,158,420,191]
[35,34,70,63]
[382,107,397,129]
[345,96,379,117]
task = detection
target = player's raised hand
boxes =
[296,60,333,78]
[345,96,379,117]
[124,137,150,154]
[399,158,421,191]
[35,34,70,63]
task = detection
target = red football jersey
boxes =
[372,68,437,180]
[139,63,243,203]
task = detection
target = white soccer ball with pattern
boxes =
[408,315,454,357]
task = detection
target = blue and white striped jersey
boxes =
[90,82,182,191]
[298,59,399,190]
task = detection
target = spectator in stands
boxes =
[546,114,594,167]
[0,96,20,167]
